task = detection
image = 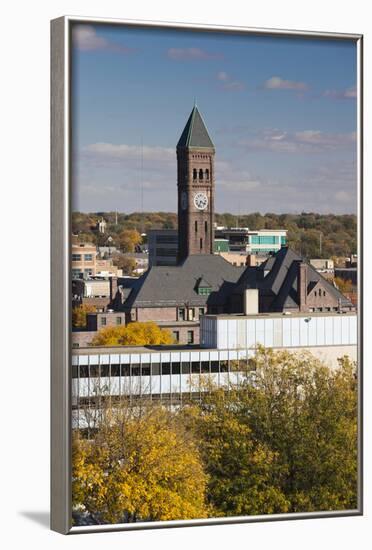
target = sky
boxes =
[71,23,357,215]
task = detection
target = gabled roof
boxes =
[177,106,215,149]
[118,255,244,309]
[259,247,353,310]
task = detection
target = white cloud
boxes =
[216,71,244,91]
[82,142,175,164]
[72,25,132,53]
[323,86,357,100]
[239,128,356,154]
[167,47,223,60]
[264,76,308,91]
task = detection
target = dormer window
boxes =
[195,276,212,296]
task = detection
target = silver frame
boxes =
[51,15,363,535]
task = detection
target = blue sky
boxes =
[72,23,357,214]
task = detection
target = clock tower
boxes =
[177,105,215,262]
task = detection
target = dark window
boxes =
[111,364,120,377]
[121,364,130,377]
[179,308,185,321]
[161,363,171,375]
[191,361,200,374]
[323,290,326,296]
[200,238,203,250]
[131,364,140,376]
[199,307,205,316]
[220,361,228,372]
[205,221,208,233]
[199,168,203,180]
[193,168,197,180]
[141,364,150,376]
[182,362,191,374]
[195,220,198,232]
[80,365,89,378]
[173,331,180,342]
[116,317,122,325]
[72,254,82,261]
[72,365,78,378]
[101,317,107,326]
[84,254,93,261]
[172,362,181,375]
[72,343,79,349]
[201,361,210,373]
[187,330,194,344]
[101,365,110,377]
[90,364,100,378]
[211,361,219,373]
[151,363,160,375]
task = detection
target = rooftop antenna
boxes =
[194,96,197,108]
[140,136,144,235]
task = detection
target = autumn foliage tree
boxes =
[91,321,174,346]
[72,304,96,328]
[72,406,209,523]
[118,229,142,253]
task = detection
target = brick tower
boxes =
[177,105,215,262]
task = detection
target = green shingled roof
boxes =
[177,106,215,149]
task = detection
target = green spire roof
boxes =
[177,106,215,149]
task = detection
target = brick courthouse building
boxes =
[74,106,354,347]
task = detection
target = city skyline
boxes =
[72,24,357,215]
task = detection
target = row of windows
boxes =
[172,330,194,343]
[193,169,210,181]
[191,154,210,159]
[72,358,255,379]
[72,268,93,276]
[178,308,205,320]
[72,254,94,261]
[155,235,178,244]
[155,248,177,257]
[100,316,123,326]
[194,221,208,233]
[250,236,285,245]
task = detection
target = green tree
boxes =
[237,348,358,512]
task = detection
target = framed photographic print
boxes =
[51,16,363,534]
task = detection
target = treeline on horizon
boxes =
[72,210,357,259]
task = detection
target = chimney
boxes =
[243,288,259,315]
[298,262,308,312]
[109,276,118,302]
[246,254,257,267]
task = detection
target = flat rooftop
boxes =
[204,311,356,320]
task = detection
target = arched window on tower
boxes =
[193,168,197,180]
[205,221,208,233]
[199,169,203,180]
[205,169,209,180]
[195,221,198,233]
[200,238,203,250]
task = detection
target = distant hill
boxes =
[72,211,357,259]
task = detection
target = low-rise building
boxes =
[72,309,357,428]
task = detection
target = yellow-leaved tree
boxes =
[72,304,96,328]
[72,406,209,523]
[91,321,174,346]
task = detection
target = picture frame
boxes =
[51,15,363,534]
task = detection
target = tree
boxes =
[111,253,136,276]
[72,406,209,523]
[237,347,357,512]
[91,321,174,346]
[334,276,354,293]
[118,229,142,253]
[72,304,96,328]
[186,390,290,517]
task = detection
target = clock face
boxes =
[194,192,208,211]
[181,191,188,210]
